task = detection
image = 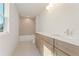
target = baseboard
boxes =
[19,35,35,42]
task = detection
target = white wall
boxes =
[0,3,19,56]
[36,3,79,37]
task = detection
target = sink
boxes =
[53,33,79,39]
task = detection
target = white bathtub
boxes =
[19,35,35,43]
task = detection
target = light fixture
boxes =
[46,0,56,10]
[46,4,52,10]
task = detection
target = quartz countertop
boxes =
[36,32,79,46]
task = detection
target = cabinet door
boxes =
[35,35,39,49]
[55,39,79,56]
[43,41,53,56]
[35,34,41,53]
[40,39,44,55]
[55,48,68,56]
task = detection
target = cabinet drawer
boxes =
[55,39,79,56]
[41,35,53,46]
[55,48,68,56]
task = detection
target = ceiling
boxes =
[16,3,48,18]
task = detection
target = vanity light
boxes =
[46,0,56,10]
[46,4,52,10]
[46,3,56,10]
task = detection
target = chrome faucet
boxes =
[64,29,72,36]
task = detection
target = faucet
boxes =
[64,29,72,36]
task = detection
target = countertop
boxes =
[36,32,79,46]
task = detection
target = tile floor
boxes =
[13,40,41,56]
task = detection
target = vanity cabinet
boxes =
[35,34,42,54]
[35,33,79,56]
[35,33,54,56]
[55,39,79,56]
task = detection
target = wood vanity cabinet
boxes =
[55,39,79,56]
[35,33,68,56]
[35,33,67,56]
[35,34,42,54]
[35,33,79,56]
[43,39,54,56]
[35,33,54,56]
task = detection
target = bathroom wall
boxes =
[19,17,35,35]
[0,3,19,55]
[36,3,79,37]
[19,17,35,41]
